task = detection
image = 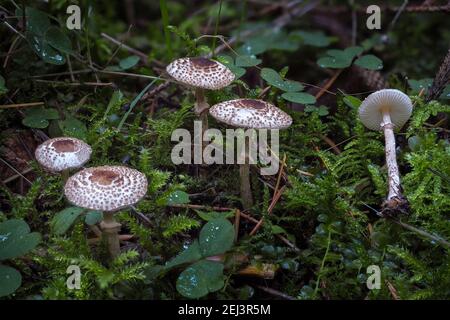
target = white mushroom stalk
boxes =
[209,99,292,210]
[359,89,413,214]
[64,166,148,258]
[35,137,92,181]
[166,57,235,148]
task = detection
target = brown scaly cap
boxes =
[64,166,148,211]
[35,137,92,172]
[166,57,235,90]
[209,99,293,129]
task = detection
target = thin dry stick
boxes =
[101,32,149,62]
[0,102,44,109]
[33,79,113,87]
[315,69,343,100]
[249,154,286,235]
[2,167,33,184]
[254,285,296,300]
[319,134,341,154]
[0,158,32,184]
[234,209,240,243]
[2,34,21,68]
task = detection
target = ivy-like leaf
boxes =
[260,68,303,92]
[0,219,41,261]
[51,207,85,235]
[199,218,234,257]
[282,92,316,105]
[0,265,21,297]
[176,260,225,299]
[354,54,383,70]
[165,240,202,269]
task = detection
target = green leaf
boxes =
[408,78,433,95]
[166,190,190,205]
[261,68,303,92]
[51,207,85,235]
[18,7,50,36]
[18,7,71,64]
[22,108,59,129]
[235,55,261,67]
[46,26,72,54]
[58,115,87,140]
[317,46,363,69]
[195,210,235,221]
[217,55,245,79]
[0,264,21,297]
[317,56,350,69]
[0,219,41,261]
[199,218,234,257]
[271,225,288,235]
[84,211,103,225]
[165,240,202,269]
[290,30,332,47]
[354,54,383,70]
[176,260,224,299]
[282,92,316,104]
[26,31,66,65]
[343,95,362,109]
[119,55,140,70]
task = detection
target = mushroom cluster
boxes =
[166,56,293,209]
[34,137,148,258]
[359,89,413,215]
[166,57,235,150]
[210,99,292,210]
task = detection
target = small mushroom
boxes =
[64,166,148,258]
[358,89,413,215]
[209,99,292,209]
[166,57,235,137]
[35,137,92,181]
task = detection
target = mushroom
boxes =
[64,166,148,258]
[358,89,413,215]
[166,57,235,139]
[209,99,292,209]
[35,137,92,181]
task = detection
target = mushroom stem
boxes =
[381,111,403,201]
[61,169,70,182]
[195,87,209,133]
[240,136,253,210]
[100,211,122,258]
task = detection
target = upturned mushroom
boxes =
[166,57,235,134]
[209,99,292,210]
[35,137,92,181]
[64,166,148,258]
[358,89,413,215]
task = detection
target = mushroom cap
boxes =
[209,99,293,129]
[359,89,413,131]
[166,57,235,90]
[64,166,148,212]
[35,137,92,172]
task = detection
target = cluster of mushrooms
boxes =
[34,57,413,259]
[166,57,293,210]
[35,138,148,258]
